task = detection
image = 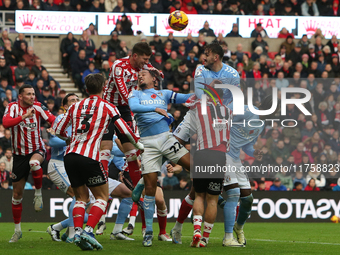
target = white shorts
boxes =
[140,132,189,175]
[47,159,70,194]
[173,110,196,142]
[224,154,251,189]
[89,178,121,203]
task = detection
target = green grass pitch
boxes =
[1,222,339,254]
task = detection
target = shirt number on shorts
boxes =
[170,141,183,154]
[77,114,93,134]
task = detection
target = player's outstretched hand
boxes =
[22,108,35,119]
[148,67,164,78]
[46,128,56,136]
[155,108,169,118]
[254,149,263,160]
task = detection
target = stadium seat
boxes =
[243,51,251,58]
[10,66,17,85]
[265,181,273,190]
[268,52,278,60]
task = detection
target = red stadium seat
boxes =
[243,51,251,58]
[10,66,17,85]
[265,181,273,190]
[268,52,278,60]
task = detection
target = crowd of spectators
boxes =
[0,0,339,17]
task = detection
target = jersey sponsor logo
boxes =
[11,173,17,180]
[195,68,202,77]
[41,104,48,111]
[115,67,123,76]
[141,99,166,105]
[19,122,37,129]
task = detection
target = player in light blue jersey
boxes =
[194,43,240,106]
[46,93,82,243]
[128,69,192,247]
[220,96,278,247]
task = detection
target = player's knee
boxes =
[240,194,253,208]
[155,196,166,209]
[29,159,41,171]
[101,141,113,151]
[225,187,240,203]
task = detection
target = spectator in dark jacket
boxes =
[107,31,121,52]
[22,46,39,70]
[251,34,269,54]
[162,60,173,87]
[60,32,77,72]
[59,0,75,11]
[186,50,199,73]
[251,23,268,38]
[226,23,242,37]
[182,33,196,52]
[15,58,29,81]
[0,57,13,86]
[165,32,180,51]
[150,52,163,70]
[173,61,191,89]
[13,33,27,51]
[115,41,129,59]
[78,30,95,59]
[72,50,88,92]
[4,40,18,66]
[42,0,59,10]
[96,41,111,61]
[198,21,215,37]
[31,58,46,78]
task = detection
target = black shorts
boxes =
[192,149,225,195]
[193,178,223,195]
[102,105,133,144]
[64,153,107,188]
[12,149,45,183]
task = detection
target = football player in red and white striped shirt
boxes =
[2,84,56,243]
[55,73,143,250]
[101,42,163,188]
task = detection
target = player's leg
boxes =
[234,187,253,246]
[191,190,204,248]
[110,181,134,240]
[29,152,45,212]
[9,178,25,243]
[155,187,171,241]
[222,183,243,247]
[171,186,195,244]
[122,202,138,235]
[100,119,116,173]
[142,171,158,247]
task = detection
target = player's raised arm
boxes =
[54,105,73,140]
[2,104,35,128]
[34,102,56,126]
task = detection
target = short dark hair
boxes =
[132,42,152,56]
[62,93,78,106]
[205,43,224,61]
[47,99,55,105]
[85,73,105,94]
[19,84,33,94]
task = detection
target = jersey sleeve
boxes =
[128,90,157,113]
[242,140,256,158]
[49,114,67,147]
[114,64,129,104]
[55,105,73,138]
[34,103,56,125]
[165,90,193,104]
[2,103,22,129]
[194,65,205,99]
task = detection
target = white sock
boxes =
[235,223,243,230]
[99,214,106,223]
[15,223,21,232]
[35,188,42,196]
[224,232,233,240]
[68,227,75,238]
[84,226,93,233]
[174,221,183,231]
[53,223,63,231]
[112,223,123,234]
[129,216,136,227]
